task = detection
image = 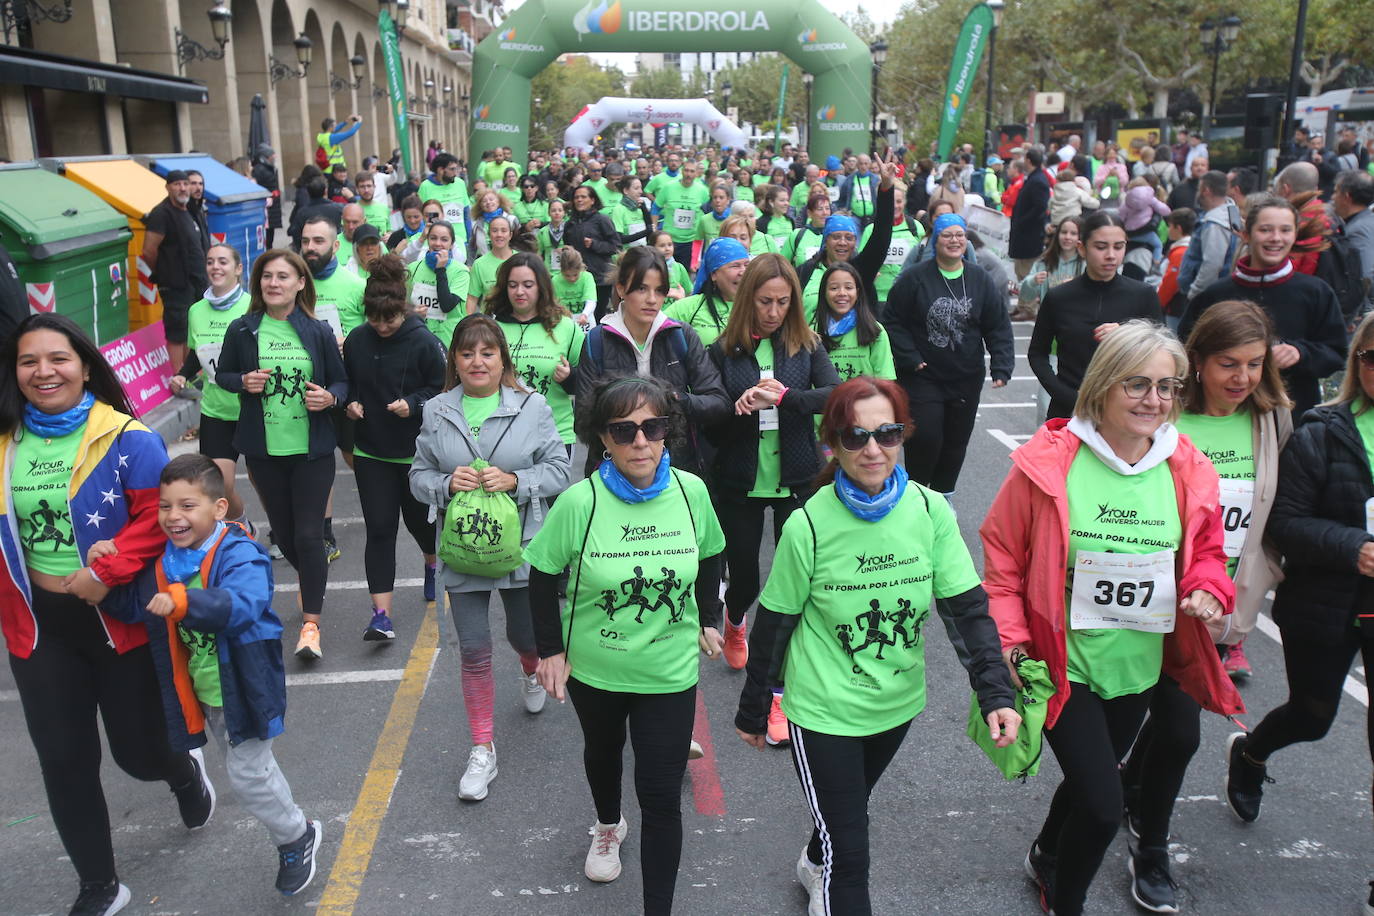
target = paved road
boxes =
[3,324,1372,915]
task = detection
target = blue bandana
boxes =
[161,521,226,584]
[481,207,506,224]
[833,465,909,522]
[598,450,671,504]
[425,249,443,270]
[692,238,750,294]
[313,257,338,281]
[933,212,968,238]
[24,390,94,439]
[404,221,424,237]
[827,309,857,337]
[823,214,860,242]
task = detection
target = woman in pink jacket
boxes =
[980,320,1243,916]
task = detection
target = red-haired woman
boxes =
[734,376,1018,915]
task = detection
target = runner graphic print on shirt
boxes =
[21,498,74,552]
[594,564,683,624]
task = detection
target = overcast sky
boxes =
[498,0,898,72]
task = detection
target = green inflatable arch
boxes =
[469,0,871,171]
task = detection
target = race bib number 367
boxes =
[1070,549,1177,633]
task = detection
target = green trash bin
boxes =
[0,163,132,345]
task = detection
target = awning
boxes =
[0,45,208,105]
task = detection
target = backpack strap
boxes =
[587,325,604,375]
[671,470,696,540]
[668,325,689,365]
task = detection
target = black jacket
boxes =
[144,197,209,293]
[708,334,840,492]
[288,197,344,252]
[885,259,1015,384]
[564,209,620,284]
[798,185,895,310]
[1268,404,1374,643]
[342,315,447,460]
[253,160,282,229]
[215,308,349,461]
[1008,167,1051,260]
[574,319,730,477]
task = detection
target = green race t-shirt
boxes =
[470,252,508,305]
[462,391,501,439]
[1064,446,1182,698]
[696,211,728,244]
[551,271,596,316]
[514,198,549,228]
[498,317,585,443]
[12,427,82,575]
[666,259,691,296]
[784,225,824,268]
[761,482,982,735]
[359,198,392,236]
[611,200,648,244]
[1357,407,1374,475]
[257,316,312,457]
[860,220,922,304]
[825,326,896,383]
[656,181,710,243]
[1176,409,1255,577]
[408,258,471,349]
[177,570,222,706]
[523,471,726,693]
[353,446,411,465]
[848,174,876,218]
[538,225,569,273]
[748,232,779,257]
[802,267,826,324]
[418,177,470,248]
[749,339,789,499]
[186,291,250,421]
[663,294,731,347]
[312,267,367,343]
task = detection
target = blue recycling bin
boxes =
[141,155,269,281]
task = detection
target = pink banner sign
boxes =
[100,321,174,417]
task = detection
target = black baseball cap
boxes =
[164,169,190,183]
[353,224,381,244]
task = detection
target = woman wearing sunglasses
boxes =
[981,320,1241,916]
[1224,313,1374,905]
[408,314,571,803]
[735,376,1018,915]
[524,376,725,914]
[513,179,549,233]
[708,254,840,742]
[1114,300,1291,912]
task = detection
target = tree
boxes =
[713,55,807,137]
[528,56,627,148]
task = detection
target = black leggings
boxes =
[246,453,334,615]
[353,454,434,594]
[900,374,982,494]
[566,677,696,916]
[1038,685,1153,916]
[789,718,912,915]
[716,488,800,626]
[1121,676,1201,848]
[1246,627,1374,765]
[594,283,614,323]
[9,587,193,884]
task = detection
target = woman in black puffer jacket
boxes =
[1225,311,1374,830]
[707,254,838,693]
[563,184,620,322]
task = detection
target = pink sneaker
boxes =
[723,616,748,670]
[1221,641,1252,679]
[766,694,790,747]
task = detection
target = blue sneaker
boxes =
[363,609,396,642]
[424,562,437,603]
[275,819,322,896]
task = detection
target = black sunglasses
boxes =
[1358,349,1374,368]
[839,423,905,451]
[606,417,670,445]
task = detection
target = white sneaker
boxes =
[688,739,704,760]
[458,744,497,801]
[797,848,825,916]
[521,672,547,714]
[584,817,628,882]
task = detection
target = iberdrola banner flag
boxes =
[380,9,411,174]
[936,2,995,162]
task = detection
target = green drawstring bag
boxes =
[438,459,524,578]
[966,657,1056,781]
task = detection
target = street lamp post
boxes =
[802,71,813,152]
[982,0,1005,167]
[869,38,887,152]
[175,2,232,73]
[1199,15,1242,140]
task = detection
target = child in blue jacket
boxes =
[101,454,321,897]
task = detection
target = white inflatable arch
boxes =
[563,97,749,152]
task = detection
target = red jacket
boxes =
[979,418,1243,727]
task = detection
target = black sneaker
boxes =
[1024,840,1056,914]
[172,747,216,830]
[1123,781,1143,840]
[276,818,323,896]
[1129,844,1179,913]
[324,537,341,563]
[1225,732,1271,823]
[68,880,130,916]
[1364,879,1374,916]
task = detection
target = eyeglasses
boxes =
[605,417,670,445]
[838,423,905,451]
[1357,349,1374,368]
[1120,376,1185,400]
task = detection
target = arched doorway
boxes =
[270,0,307,174]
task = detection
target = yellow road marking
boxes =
[317,602,439,914]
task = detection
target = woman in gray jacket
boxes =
[410,314,571,803]
[1120,300,1291,912]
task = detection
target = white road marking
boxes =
[286,669,407,687]
[987,429,1030,451]
[978,402,1038,408]
[275,576,424,593]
